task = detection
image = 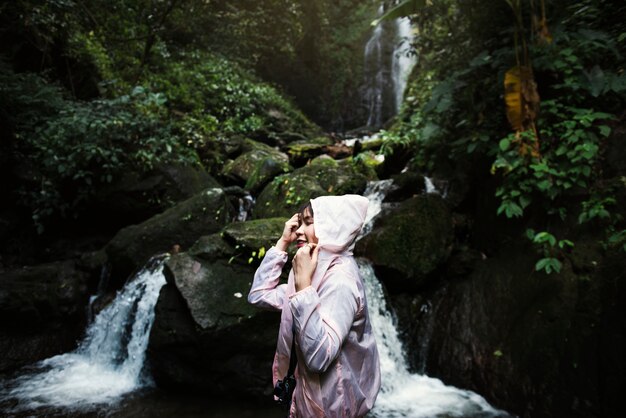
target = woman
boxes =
[248,194,381,417]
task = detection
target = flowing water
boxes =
[360,181,511,418]
[391,17,416,113]
[364,5,416,128]
[0,182,512,417]
[0,257,167,414]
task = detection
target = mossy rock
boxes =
[310,136,334,146]
[254,157,372,218]
[241,138,279,154]
[286,142,327,166]
[105,188,235,285]
[298,158,370,195]
[361,137,383,152]
[352,151,382,180]
[163,252,257,330]
[357,194,453,290]
[222,218,286,251]
[221,147,291,193]
[188,233,236,261]
[255,173,327,218]
[309,154,339,168]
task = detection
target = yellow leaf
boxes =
[504,67,524,132]
[504,66,540,133]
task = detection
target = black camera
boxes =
[274,375,296,406]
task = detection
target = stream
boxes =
[0,181,512,417]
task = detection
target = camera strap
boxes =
[287,326,298,377]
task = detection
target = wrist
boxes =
[275,238,290,252]
[294,273,312,291]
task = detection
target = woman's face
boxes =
[295,207,318,248]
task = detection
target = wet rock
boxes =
[384,171,426,202]
[222,218,286,253]
[284,136,334,166]
[286,142,327,167]
[105,188,235,287]
[148,228,285,398]
[87,163,220,230]
[0,260,94,372]
[357,194,453,291]
[221,142,291,194]
[390,237,626,418]
[254,157,371,219]
[254,173,327,219]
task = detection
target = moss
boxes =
[358,194,453,288]
[255,174,326,218]
[222,218,287,251]
[221,147,292,193]
[286,142,326,165]
[309,154,339,168]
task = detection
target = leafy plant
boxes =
[526,229,573,274]
[2,66,199,231]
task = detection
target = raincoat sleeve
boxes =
[288,268,360,374]
[248,246,288,311]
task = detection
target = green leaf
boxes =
[599,125,611,137]
[536,257,562,274]
[499,138,511,151]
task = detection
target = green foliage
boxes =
[526,229,573,274]
[381,0,626,271]
[146,51,314,137]
[493,104,614,220]
[1,65,198,231]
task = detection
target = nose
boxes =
[295,223,305,236]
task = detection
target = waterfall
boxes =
[364,4,416,128]
[391,17,416,113]
[364,5,386,128]
[0,257,167,412]
[361,182,511,417]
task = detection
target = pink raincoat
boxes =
[248,195,381,417]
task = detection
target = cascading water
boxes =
[364,4,416,128]
[391,17,416,113]
[364,5,387,128]
[361,181,511,418]
[0,257,167,412]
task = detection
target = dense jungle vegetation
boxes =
[0,0,625,272]
[380,0,626,273]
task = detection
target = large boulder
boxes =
[222,217,287,255]
[86,163,220,230]
[356,194,454,291]
[390,239,625,418]
[0,257,99,371]
[221,140,291,194]
[105,188,235,287]
[284,136,334,166]
[148,223,288,398]
[254,156,371,219]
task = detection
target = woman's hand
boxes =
[275,213,300,252]
[293,243,319,291]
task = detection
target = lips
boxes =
[296,240,308,248]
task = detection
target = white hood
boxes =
[310,194,369,254]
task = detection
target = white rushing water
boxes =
[361,182,510,418]
[0,258,167,411]
[364,4,386,128]
[391,17,416,113]
[364,4,416,127]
